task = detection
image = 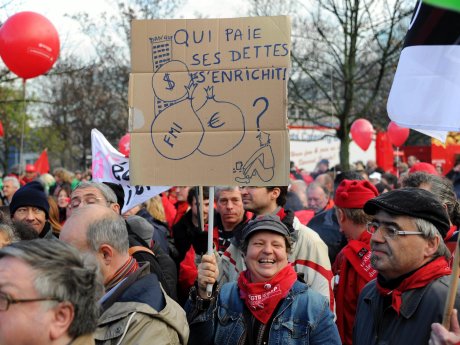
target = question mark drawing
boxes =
[233,96,274,184]
[253,96,269,131]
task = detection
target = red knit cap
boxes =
[334,179,379,209]
[409,162,439,175]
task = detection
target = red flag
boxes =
[34,149,49,174]
[0,121,4,137]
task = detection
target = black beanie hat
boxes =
[10,181,49,218]
[363,187,450,239]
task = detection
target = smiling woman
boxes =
[186,214,341,345]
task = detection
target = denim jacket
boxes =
[186,280,341,345]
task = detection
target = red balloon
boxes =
[350,119,374,151]
[118,134,130,157]
[387,121,410,147]
[0,12,60,79]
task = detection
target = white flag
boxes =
[91,128,170,213]
[387,1,460,142]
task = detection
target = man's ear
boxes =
[99,244,114,265]
[111,202,121,215]
[442,203,453,226]
[424,235,440,257]
[335,208,345,223]
[270,188,280,201]
[49,302,74,341]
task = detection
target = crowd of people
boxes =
[0,156,459,344]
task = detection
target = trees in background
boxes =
[0,0,183,171]
[0,0,413,171]
[250,0,413,169]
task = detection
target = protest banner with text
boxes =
[129,16,291,186]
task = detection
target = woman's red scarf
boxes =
[238,264,297,324]
[376,256,451,315]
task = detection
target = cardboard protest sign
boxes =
[129,16,291,186]
[91,129,169,213]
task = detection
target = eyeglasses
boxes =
[15,207,45,216]
[366,221,423,239]
[0,292,61,311]
[70,196,105,209]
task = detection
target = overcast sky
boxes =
[8,0,250,29]
[2,0,250,62]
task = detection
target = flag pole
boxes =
[442,233,460,328]
[206,186,215,297]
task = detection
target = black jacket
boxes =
[126,219,178,301]
[353,275,460,345]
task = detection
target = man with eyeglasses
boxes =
[353,187,460,345]
[0,239,103,345]
[332,179,379,345]
[69,181,178,301]
[69,181,120,213]
[9,181,54,238]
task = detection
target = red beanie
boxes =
[334,179,379,208]
[409,162,438,175]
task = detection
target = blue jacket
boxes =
[187,280,341,345]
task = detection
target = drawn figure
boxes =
[234,130,274,184]
[150,79,204,160]
[196,86,245,156]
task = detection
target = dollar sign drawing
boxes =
[163,73,175,91]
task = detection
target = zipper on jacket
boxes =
[256,323,267,345]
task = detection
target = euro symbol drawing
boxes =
[208,112,225,129]
[163,73,175,91]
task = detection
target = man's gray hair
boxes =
[3,176,20,189]
[74,181,117,204]
[215,186,240,200]
[87,212,129,254]
[0,239,103,337]
[307,181,330,197]
[415,218,451,260]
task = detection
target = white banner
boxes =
[91,128,170,213]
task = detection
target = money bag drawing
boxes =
[151,60,204,160]
[150,59,245,160]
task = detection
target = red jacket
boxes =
[178,225,219,300]
[333,231,377,345]
[161,193,177,231]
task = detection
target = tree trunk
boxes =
[337,125,350,171]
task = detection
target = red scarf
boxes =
[342,231,377,282]
[376,256,451,315]
[238,264,297,324]
[276,207,286,221]
[445,225,456,242]
[105,256,139,291]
